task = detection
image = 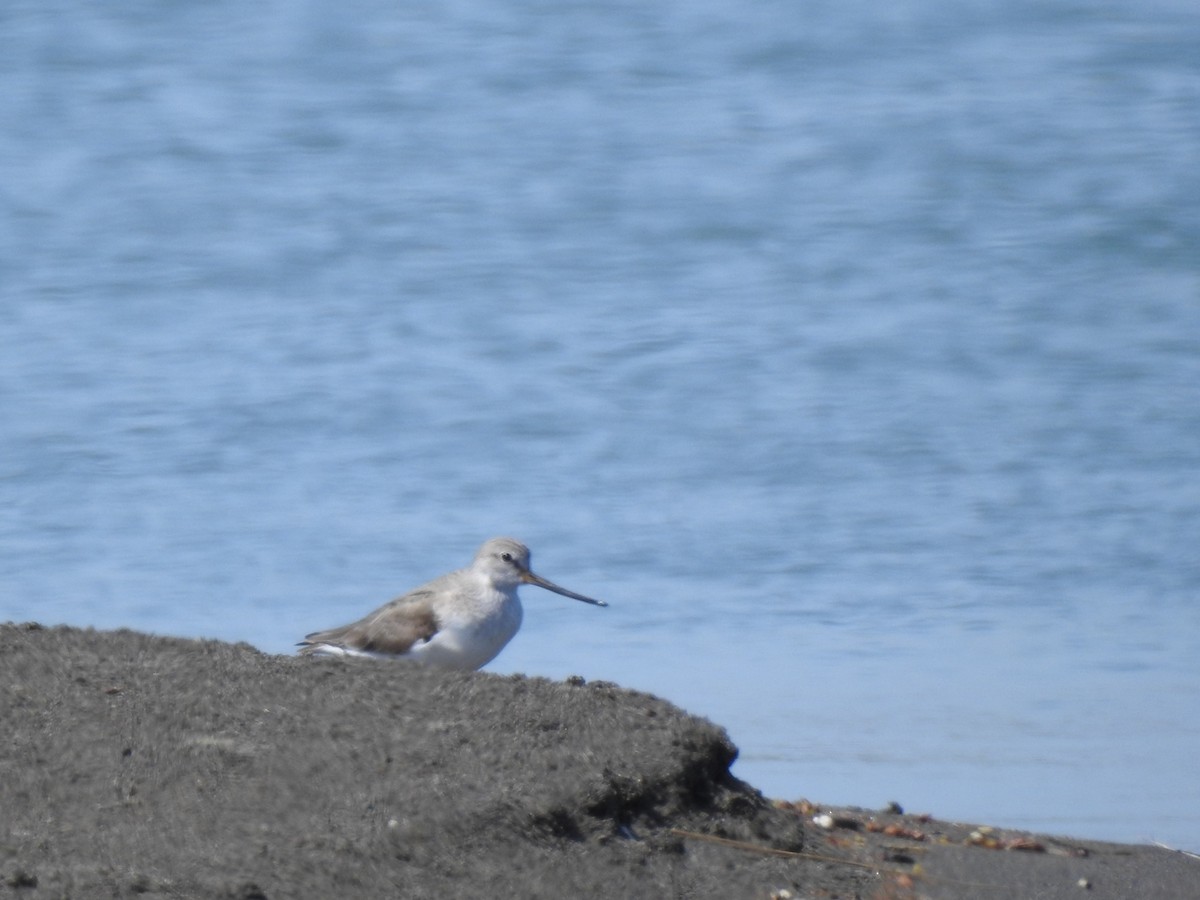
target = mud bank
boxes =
[2,624,1194,899]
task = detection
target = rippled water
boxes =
[3,0,1198,850]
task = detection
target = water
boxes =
[3,0,1199,851]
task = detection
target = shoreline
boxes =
[3,622,1196,899]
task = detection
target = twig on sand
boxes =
[667,829,877,869]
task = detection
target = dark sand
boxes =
[2,623,1196,899]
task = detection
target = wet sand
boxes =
[2,623,1195,899]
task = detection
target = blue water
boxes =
[3,0,1199,851]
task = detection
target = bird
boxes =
[297,537,607,670]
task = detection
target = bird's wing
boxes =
[298,589,440,656]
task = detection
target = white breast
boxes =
[405,606,519,669]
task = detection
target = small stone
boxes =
[6,869,38,889]
[130,873,153,893]
[1077,878,1092,890]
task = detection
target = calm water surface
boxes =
[2,0,1199,850]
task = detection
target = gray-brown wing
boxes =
[298,590,439,656]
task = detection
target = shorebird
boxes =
[297,537,607,670]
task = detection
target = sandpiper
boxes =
[297,537,607,670]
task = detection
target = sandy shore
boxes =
[2,623,1195,899]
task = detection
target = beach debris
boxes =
[773,798,817,815]
[1048,843,1090,858]
[812,812,861,831]
[1005,836,1046,852]
[866,820,927,841]
[966,828,1048,852]
[967,827,1002,849]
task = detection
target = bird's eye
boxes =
[501,552,513,562]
